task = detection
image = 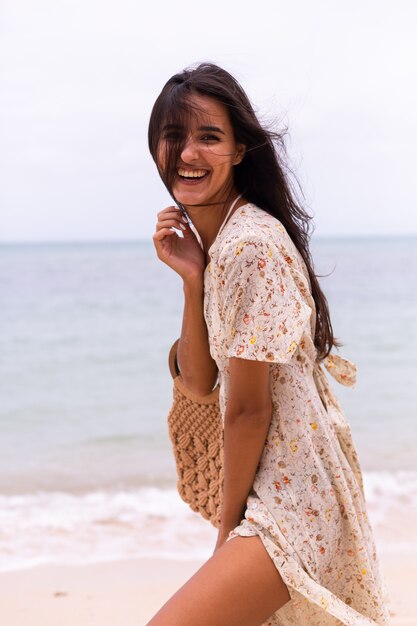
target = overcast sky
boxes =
[1,0,416,241]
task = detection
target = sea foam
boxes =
[1,471,416,572]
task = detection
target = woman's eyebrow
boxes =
[162,123,226,135]
[198,125,225,135]
[162,124,183,131]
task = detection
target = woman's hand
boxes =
[153,206,205,282]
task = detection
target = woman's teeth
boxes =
[177,168,207,179]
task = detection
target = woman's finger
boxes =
[153,227,178,240]
[155,218,187,232]
[157,206,187,222]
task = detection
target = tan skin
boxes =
[148,95,291,625]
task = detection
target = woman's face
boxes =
[157,94,245,207]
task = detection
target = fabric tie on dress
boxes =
[313,353,357,415]
[322,353,357,387]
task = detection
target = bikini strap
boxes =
[217,194,242,237]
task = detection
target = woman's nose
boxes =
[180,137,199,163]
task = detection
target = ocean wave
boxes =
[1,471,416,572]
[0,487,217,572]
[363,470,417,522]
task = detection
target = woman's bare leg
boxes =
[147,535,291,626]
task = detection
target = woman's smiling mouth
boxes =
[177,168,209,182]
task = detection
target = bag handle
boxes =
[168,338,181,379]
[168,338,220,402]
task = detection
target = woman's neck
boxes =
[184,193,244,255]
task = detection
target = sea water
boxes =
[0,237,416,571]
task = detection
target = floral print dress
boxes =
[203,203,390,626]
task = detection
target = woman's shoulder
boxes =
[233,202,284,233]
[217,202,299,263]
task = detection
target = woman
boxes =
[147,63,389,626]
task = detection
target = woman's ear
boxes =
[233,143,246,165]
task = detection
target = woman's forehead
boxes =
[163,94,230,130]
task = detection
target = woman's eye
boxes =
[201,134,220,143]
[163,132,183,141]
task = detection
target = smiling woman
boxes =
[146,63,390,626]
[156,96,245,213]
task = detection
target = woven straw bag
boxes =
[167,338,224,528]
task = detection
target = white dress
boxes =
[203,203,390,626]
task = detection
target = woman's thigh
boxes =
[146,535,291,626]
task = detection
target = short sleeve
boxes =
[220,236,312,363]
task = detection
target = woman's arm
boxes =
[152,206,217,396]
[215,356,273,551]
[177,277,218,396]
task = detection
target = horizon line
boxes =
[1,232,416,246]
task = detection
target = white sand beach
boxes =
[0,548,415,625]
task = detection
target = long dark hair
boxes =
[148,62,337,360]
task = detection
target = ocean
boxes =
[0,237,416,571]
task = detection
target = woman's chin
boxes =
[172,188,207,207]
